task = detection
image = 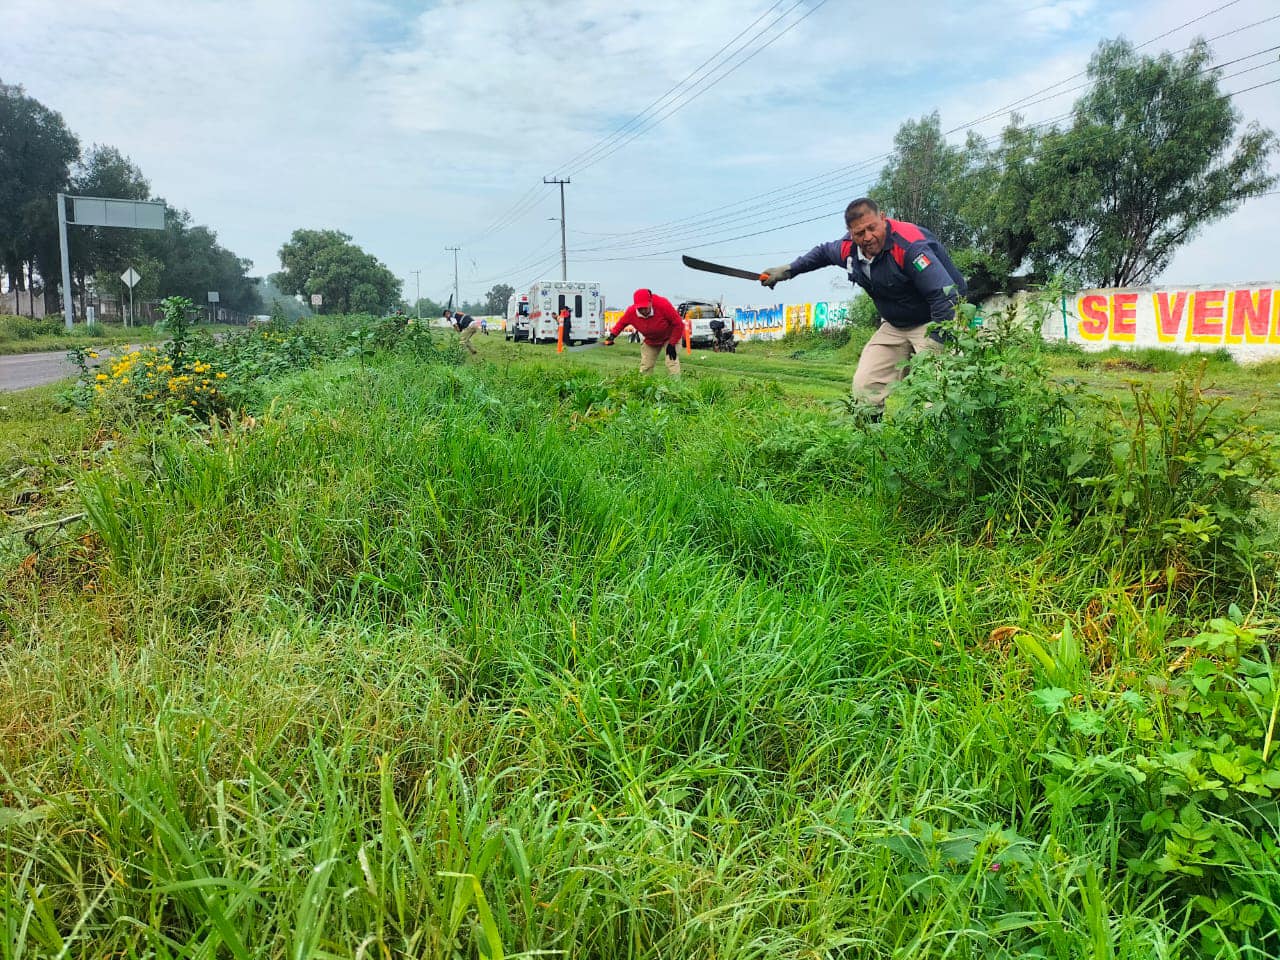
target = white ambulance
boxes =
[505,293,531,341]
[525,280,604,344]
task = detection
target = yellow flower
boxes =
[96,373,108,382]
[88,351,99,358]
[215,372,227,379]
[120,377,129,385]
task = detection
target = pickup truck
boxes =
[678,300,734,348]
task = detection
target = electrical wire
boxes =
[466,0,1278,285]
[550,0,792,176]
[565,76,1280,263]
[465,0,806,245]
[566,0,830,176]
[580,29,1279,252]
[562,40,1280,258]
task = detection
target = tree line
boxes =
[1,79,262,317]
[867,39,1275,298]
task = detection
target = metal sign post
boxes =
[57,195,74,332]
[207,291,219,325]
[121,267,141,327]
[57,194,165,331]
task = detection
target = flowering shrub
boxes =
[71,345,232,420]
[66,312,460,423]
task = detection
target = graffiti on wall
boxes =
[734,303,786,338]
[785,303,810,333]
[1075,289,1279,345]
[1035,285,1280,363]
[812,301,852,329]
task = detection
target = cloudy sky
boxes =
[8,0,1279,310]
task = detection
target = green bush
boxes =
[849,293,880,329]
[64,313,464,424]
[1028,607,1280,956]
[875,300,1080,528]
[1070,367,1279,587]
[864,295,1277,593]
[779,325,852,352]
[0,314,60,341]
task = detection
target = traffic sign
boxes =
[121,267,141,288]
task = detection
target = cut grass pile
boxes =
[1,336,1278,958]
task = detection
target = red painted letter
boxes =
[1078,295,1108,340]
[1189,290,1226,343]
[1154,291,1187,342]
[1228,289,1272,343]
[1112,293,1138,341]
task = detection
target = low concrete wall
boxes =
[985,284,1280,364]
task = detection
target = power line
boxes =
[466,0,1277,284]
[956,0,1255,131]
[564,74,1280,264]
[559,34,1280,258]
[464,1,808,246]
[566,0,829,176]
[582,31,1279,253]
[550,0,791,176]
[572,5,1279,254]
[467,183,546,246]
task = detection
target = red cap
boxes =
[632,288,653,309]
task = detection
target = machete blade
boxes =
[681,255,765,282]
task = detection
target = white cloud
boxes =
[5,0,1277,308]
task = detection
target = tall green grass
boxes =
[1,353,1275,957]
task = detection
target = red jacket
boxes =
[609,294,685,346]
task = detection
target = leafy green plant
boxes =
[1028,607,1280,955]
[1071,367,1279,588]
[876,296,1081,528]
[780,325,853,352]
[157,295,196,362]
[345,324,376,370]
[872,817,1039,912]
[0,314,60,341]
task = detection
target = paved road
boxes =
[0,343,152,392]
[0,337,602,392]
[0,350,81,392]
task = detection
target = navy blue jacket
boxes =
[789,218,966,329]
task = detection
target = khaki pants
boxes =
[639,342,680,376]
[852,321,940,406]
[459,323,479,354]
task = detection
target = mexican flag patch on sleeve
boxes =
[912,253,932,272]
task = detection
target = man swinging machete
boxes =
[759,197,966,415]
[685,197,966,415]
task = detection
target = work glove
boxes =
[665,343,678,361]
[760,264,791,289]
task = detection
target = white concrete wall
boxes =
[985,284,1280,364]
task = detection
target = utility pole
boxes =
[411,270,421,319]
[544,177,569,280]
[445,246,460,311]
